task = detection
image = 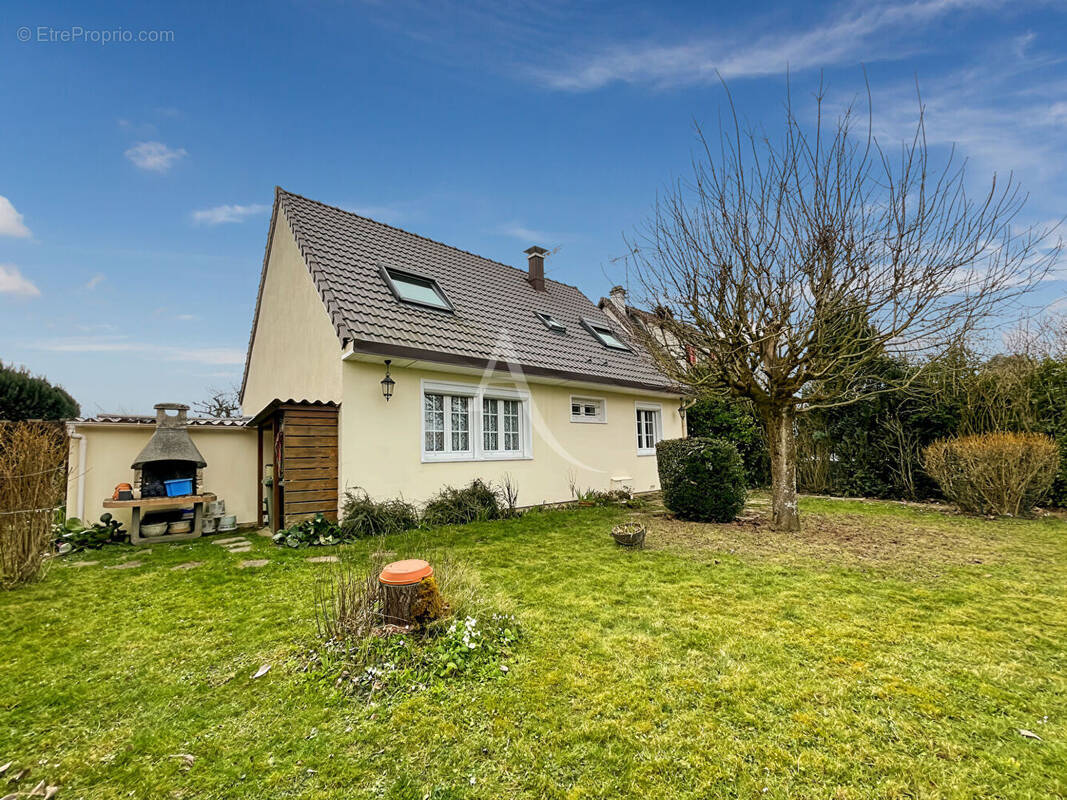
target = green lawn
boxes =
[3,497,1065,799]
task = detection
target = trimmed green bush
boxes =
[685,394,769,487]
[0,361,79,421]
[656,437,747,522]
[340,488,420,538]
[422,479,502,527]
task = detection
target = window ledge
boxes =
[569,417,607,424]
[422,453,532,464]
[637,449,657,457]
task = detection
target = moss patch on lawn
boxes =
[2,500,1065,799]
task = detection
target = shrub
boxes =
[0,362,79,421]
[422,479,501,527]
[53,513,127,553]
[923,432,1060,516]
[686,394,770,486]
[273,512,343,547]
[656,437,747,522]
[340,488,420,538]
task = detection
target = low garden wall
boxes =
[65,421,259,529]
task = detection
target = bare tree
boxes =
[193,385,241,418]
[629,82,1058,530]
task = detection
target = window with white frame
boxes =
[570,396,606,423]
[422,380,530,461]
[482,397,522,454]
[636,403,662,454]
[423,393,472,457]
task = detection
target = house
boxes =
[65,188,684,530]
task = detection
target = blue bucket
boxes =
[164,478,194,497]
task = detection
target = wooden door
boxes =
[278,404,338,526]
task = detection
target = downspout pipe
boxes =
[66,424,86,521]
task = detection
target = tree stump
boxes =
[378,559,443,627]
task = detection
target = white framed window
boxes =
[635,402,662,455]
[482,397,522,455]
[570,396,606,423]
[423,391,473,459]
[421,379,531,462]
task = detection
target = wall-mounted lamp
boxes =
[678,397,688,418]
[380,359,395,401]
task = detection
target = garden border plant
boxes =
[923,432,1059,516]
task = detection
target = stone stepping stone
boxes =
[67,560,99,567]
[307,555,339,563]
[227,545,253,554]
[105,561,143,570]
[238,559,270,569]
[171,561,203,571]
[213,536,248,546]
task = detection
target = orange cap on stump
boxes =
[379,558,433,586]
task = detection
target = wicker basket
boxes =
[611,522,646,548]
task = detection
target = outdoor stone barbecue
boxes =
[103,403,217,545]
[131,403,206,497]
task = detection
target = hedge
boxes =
[656,437,746,522]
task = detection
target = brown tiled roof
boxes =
[243,188,675,393]
[73,415,250,427]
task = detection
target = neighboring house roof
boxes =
[72,414,250,427]
[242,188,676,394]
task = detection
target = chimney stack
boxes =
[608,285,627,311]
[525,245,548,291]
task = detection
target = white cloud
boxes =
[0,264,40,297]
[498,222,555,243]
[531,0,1010,90]
[85,273,106,290]
[124,141,187,173]
[191,203,270,225]
[0,195,31,238]
[32,337,244,364]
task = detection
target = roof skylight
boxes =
[535,312,566,332]
[582,318,630,351]
[380,266,453,312]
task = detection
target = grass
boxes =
[2,495,1065,799]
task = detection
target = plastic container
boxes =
[141,521,168,537]
[164,478,194,497]
[201,516,217,533]
[168,520,192,534]
[207,500,225,516]
[379,559,434,586]
[217,514,237,532]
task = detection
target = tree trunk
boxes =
[764,404,800,531]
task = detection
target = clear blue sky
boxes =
[2,0,1065,414]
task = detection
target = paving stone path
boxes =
[66,561,99,568]
[238,559,270,569]
[105,561,143,570]
[307,555,340,563]
[211,535,255,555]
[171,561,203,571]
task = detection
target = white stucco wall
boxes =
[338,359,684,507]
[65,424,259,528]
[241,213,344,417]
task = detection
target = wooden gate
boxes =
[253,400,339,529]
